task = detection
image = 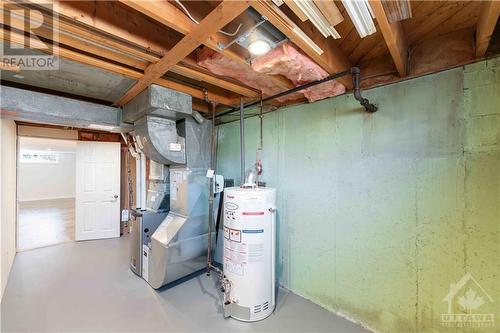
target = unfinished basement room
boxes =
[0,1,499,332]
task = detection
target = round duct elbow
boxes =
[134,116,186,165]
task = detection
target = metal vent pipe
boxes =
[216,67,377,118]
[239,97,245,184]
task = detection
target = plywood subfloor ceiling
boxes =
[0,1,498,113]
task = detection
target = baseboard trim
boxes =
[18,197,75,203]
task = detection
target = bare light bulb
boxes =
[248,40,271,56]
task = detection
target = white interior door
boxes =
[76,141,120,241]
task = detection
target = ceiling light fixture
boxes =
[221,8,287,57]
[341,0,376,38]
[248,39,272,56]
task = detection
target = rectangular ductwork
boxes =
[134,116,186,165]
[123,85,192,123]
[124,85,198,166]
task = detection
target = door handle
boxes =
[113,195,119,199]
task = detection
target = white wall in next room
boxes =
[18,137,77,202]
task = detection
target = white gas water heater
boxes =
[222,184,277,322]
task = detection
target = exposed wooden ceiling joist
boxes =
[250,0,352,88]
[117,0,294,94]
[283,0,309,22]
[192,102,210,113]
[115,1,251,106]
[312,0,344,27]
[369,0,408,77]
[1,10,149,70]
[5,1,159,63]
[12,0,258,98]
[475,1,500,57]
[1,0,498,113]
[4,9,249,102]
[381,0,412,23]
[403,1,476,45]
[117,0,244,64]
[0,28,234,110]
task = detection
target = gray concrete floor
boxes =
[1,236,370,333]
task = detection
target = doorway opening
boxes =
[17,137,77,251]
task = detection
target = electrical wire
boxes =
[175,0,243,37]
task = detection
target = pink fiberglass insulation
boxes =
[251,42,345,102]
[197,47,302,103]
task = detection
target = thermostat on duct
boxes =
[169,143,182,152]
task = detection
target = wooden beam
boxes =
[252,1,352,87]
[313,0,343,26]
[154,78,235,107]
[118,0,295,91]
[3,1,160,62]
[14,0,258,97]
[0,28,237,107]
[475,1,500,57]
[4,5,259,99]
[283,1,309,22]
[192,102,210,113]
[117,1,245,66]
[11,1,162,63]
[369,0,408,76]
[0,28,142,77]
[381,0,412,23]
[0,10,149,70]
[115,1,250,106]
[169,65,256,97]
[29,0,176,56]
[117,0,192,35]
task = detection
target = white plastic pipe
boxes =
[135,156,141,209]
[271,207,276,308]
[140,153,147,209]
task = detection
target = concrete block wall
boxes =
[216,57,499,333]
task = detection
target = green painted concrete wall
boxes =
[216,58,500,333]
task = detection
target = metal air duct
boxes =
[125,84,215,290]
[123,85,193,165]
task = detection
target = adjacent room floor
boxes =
[1,237,370,332]
[17,198,75,251]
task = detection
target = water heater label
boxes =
[224,210,236,222]
[225,202,238,210]
[225,261,244,276]
[248,243,264,263]
[224,240,247,272]
[242,211,264,216]
[242,229,264,233]
[229,229,241,242]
